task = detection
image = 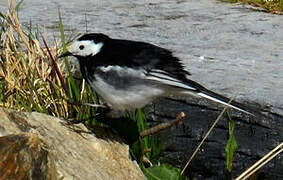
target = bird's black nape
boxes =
[78,33,110,43]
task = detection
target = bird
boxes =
[59,33,253,115]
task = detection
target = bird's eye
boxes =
[79,45,85,50]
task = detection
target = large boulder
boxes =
[0,108,145,180]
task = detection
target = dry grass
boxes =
[1,5,65,115]
[0,1,98,121]
[221,0,283,14]
[236,142,283,180]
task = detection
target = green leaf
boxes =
[143,164,184,180]
[128,108,150,162]
[225,112,238,172]
[136,109,149,154]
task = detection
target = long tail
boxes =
[196,89,253,115]
[146,69,255,115]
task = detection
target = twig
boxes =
[180,97,235,175]
[235,142,283,180]
[41,35,68,94]
[140,112,185,139]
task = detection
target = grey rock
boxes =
[0,108,145,180]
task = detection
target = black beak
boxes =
[58,51,72,58]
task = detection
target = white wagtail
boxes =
[59,33,252,115]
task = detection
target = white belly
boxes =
[91,76,164,111]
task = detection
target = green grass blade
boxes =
[225,112,238,172]
[15,0,24,11]
[58,9,80,101]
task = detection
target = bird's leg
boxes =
[94,104,113,122]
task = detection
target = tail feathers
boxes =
[196,90,254,115]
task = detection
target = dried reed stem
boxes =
[236,142,283,180]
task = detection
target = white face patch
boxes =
[67,40,103,57]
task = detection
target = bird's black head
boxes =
[59,33,110,58]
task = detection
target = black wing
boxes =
[102,38,191,81]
